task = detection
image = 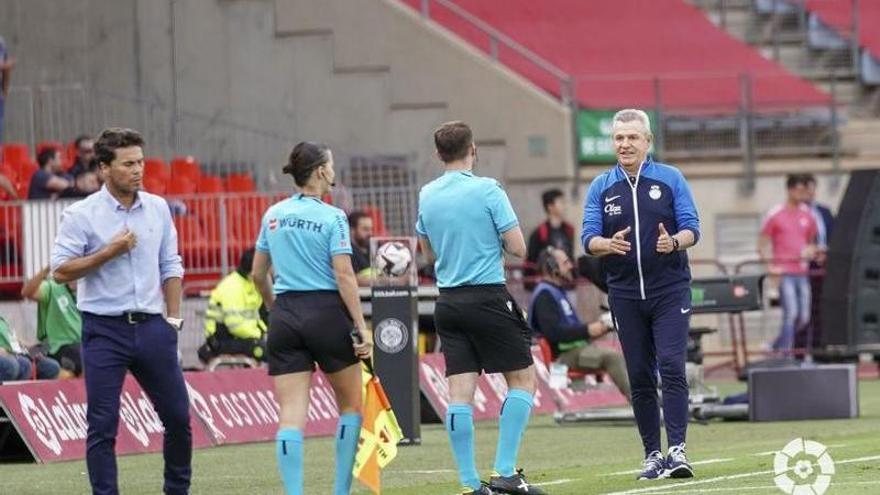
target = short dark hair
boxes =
[283,142,330,187]
[542,188,564,211]
[802,173,817,185]
[236,248,255,276]
[37,147,60,168]
[74,134,93,150]
[786,174,809,189]
[434,121,473,163]
[94,128,145,167]
[348,210,370,230]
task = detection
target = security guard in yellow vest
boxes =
[198,249,268,364]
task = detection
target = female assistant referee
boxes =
[252,142,372,495]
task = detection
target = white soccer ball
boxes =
[375,241,413,277]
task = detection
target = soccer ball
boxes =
[375,241,413,277]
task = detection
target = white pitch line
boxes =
[533,478,580,487]
[642,479,880,494]
[752,442,848,457]
[604,458,735,476]
[392,469,455,474]
[602,454,880,495]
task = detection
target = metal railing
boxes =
[417,0,574,104]
[411,0,844,189]
[745,0,861,77]
[572,71,842,189]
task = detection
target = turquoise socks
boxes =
[276,428,304,495]
[493,389,534,477]
[334,413,362,495]
[446,403,481,490]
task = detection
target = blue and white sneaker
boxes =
[665,443,694,478]
[637,451,667,480]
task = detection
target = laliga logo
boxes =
[773,438,835,495]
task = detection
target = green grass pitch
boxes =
[3,380,880,494]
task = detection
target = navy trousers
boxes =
[609,288,690,456]
[82,313,192,495]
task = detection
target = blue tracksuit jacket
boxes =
[580,158,700,300]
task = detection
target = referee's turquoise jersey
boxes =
[256,194,352,293]
[416,170,519,288]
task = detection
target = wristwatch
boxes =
[166,317,184,331]
[672,237,680,252]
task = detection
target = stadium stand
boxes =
[401,0,828,111]
[802,0,880,84]
[401,0,837,158]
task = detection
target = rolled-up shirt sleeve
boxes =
[158,200,184,282]
[580,178,604,254]
[50,207,88,275]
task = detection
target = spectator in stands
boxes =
[758,174,819,352]
[526,188,575,266]
[66,169,101,198]
[0,35,14,145]
[527,247,630,400]
[0,314,61,382]
[29,147,73,199]
[198,249,267,365]
[21,266,83,378]
[348,210,374,285]
[68,135,96,178]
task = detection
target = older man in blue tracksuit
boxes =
[581,109,700,481]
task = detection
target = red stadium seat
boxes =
[64,141,78,171]
[144,157,170,182]
[361,205,387,236]
[165,177,197,196]
[173,214,210,266]
[143,177,166,195]
[535,337,597,382]
[170,156,201,183]
[198,175,224,193]
[18,161,37,185]
[225,173,255,193]
[1,143,31,168]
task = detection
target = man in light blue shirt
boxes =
[51,128,191,495]
[417,121,545,495]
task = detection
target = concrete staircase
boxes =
[694,0,880,161]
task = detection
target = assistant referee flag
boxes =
[353,364,403,493]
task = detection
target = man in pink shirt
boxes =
[758,175,819,352]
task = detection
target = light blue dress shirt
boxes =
[50,185,184,315]
[416,170,519,288]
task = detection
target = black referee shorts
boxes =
[267,291,359,376]
[434,285,534,376]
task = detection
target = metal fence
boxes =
[2,84,297,190]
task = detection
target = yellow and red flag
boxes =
[353,364,403,494]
